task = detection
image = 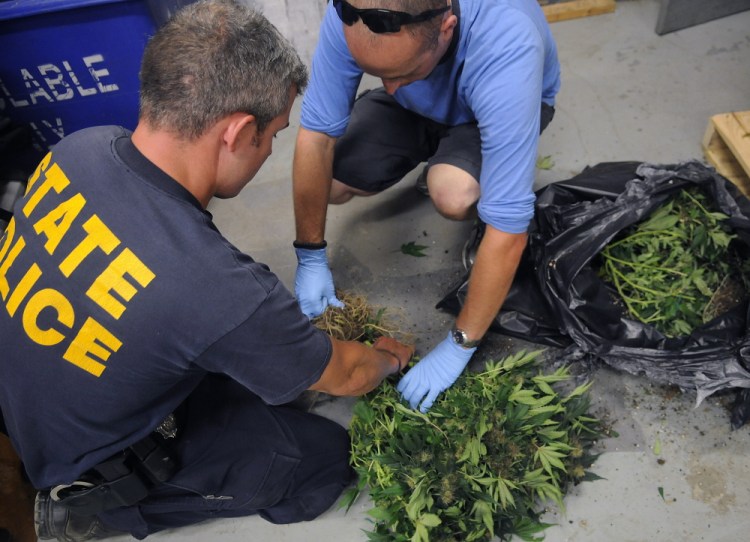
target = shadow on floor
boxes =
[0,434,35,542]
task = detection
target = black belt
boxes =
[50,415,179,515]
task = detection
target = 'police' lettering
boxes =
[0,219,25,300]
[2,156,156,377]
[6,263,42,317]
[63,317,122,377]
[22,288,75,346]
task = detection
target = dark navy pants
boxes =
[334,87,555,193]
[99,376,354,539]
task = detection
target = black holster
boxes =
[51,432,178,516]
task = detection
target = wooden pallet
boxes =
[702,111,750,196]
[540,0,616,23]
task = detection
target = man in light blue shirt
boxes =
[293,0,560,412]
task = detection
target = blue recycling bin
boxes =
[0,0,193,153]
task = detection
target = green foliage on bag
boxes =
[343,351,605,542]
[598,186,749,337]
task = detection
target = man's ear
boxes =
[440,12,457,37]
[223,113,257,152]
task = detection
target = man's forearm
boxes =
[293,127,336,243]
[455,226,528,342]
[311,337,414,396]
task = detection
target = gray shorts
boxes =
[332,87,554,192]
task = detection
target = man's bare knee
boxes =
[427,165,479,220]
[330,179,374,204]
[431,193,475,220]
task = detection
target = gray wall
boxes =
[245,0,327,65]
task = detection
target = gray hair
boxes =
[139,0,308,139]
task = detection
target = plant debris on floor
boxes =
[343,351,606,542]
[312,291,395,343]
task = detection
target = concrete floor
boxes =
[118,1,750,540]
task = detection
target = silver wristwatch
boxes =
[451,326,480,349]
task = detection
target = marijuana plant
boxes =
[344,351,604,542]
[598,186,748,337]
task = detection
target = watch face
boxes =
[452,327,479,348]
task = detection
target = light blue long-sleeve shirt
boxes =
[301,0,561,233]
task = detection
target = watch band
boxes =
[451,326,480,349]
[293,240,327,250]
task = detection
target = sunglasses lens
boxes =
[362,12,401,33]
[334,0,431,34]
[334,0,358,25]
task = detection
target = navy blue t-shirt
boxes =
[0,126,332,488]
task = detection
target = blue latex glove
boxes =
[397,331,476,413]
[294,247,344,318]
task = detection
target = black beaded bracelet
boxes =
[293,240,327,250]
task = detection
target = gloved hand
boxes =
[294,247,344,318]
[396,331,476,413]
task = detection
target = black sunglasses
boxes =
[332,0,451,34]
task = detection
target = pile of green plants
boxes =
[597,186,750,338]
[343,351,605,542]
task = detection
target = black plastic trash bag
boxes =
[438,161,750,427]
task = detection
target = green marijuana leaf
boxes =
[400,241,428,257]
[536,155,554,170]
